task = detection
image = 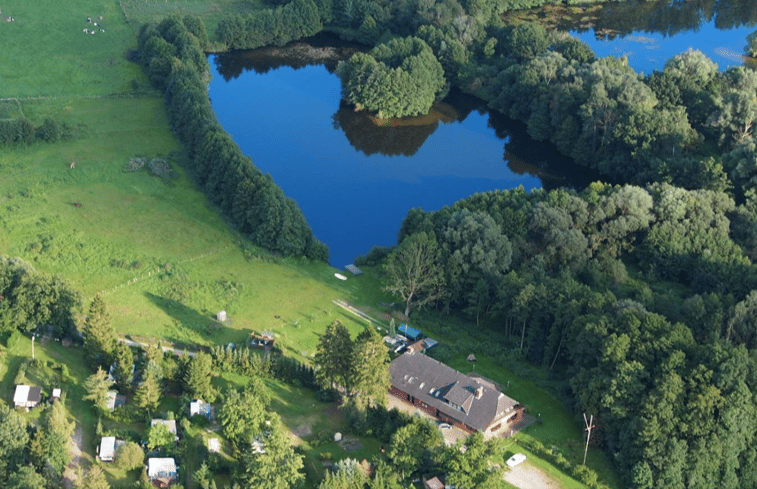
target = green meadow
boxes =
[0,95,380,358]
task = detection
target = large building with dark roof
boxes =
[389,351,523,436]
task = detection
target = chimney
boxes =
[476,386,483,399]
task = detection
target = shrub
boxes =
[117,441,146,471]
[36,118,61,142]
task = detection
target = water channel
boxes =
[209,2,757,267]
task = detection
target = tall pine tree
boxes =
[83,295,116,369]
[135,370,162,412]
[184,352,215,402]
[348,327,390,409]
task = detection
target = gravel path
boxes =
[504,463,561,489]
[63,423,85,489]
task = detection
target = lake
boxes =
[208,40,595,267]
[208,0,757,267]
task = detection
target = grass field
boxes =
[0,1,147,98]
[0,94,388,358]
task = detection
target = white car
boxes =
[506,453,527,468]
[439,423,452,429]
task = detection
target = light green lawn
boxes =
[0,1,147,98]
[0,95,385,359]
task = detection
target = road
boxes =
[119,338,197,357]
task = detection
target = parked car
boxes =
[438,422,452,429]
[506,453,527,468]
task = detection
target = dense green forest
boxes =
[378,181,757,489]
[128,0,757,486]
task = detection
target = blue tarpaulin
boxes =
[399,324,422,340]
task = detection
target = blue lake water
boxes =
[208,52,590,267]
[572,20,756,74]
[552,0,757,74]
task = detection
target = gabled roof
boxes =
[399,324,422,340]
[190,400,212,417]
[148,457,177,478]
[424,477,445,489]
[14,385,41,405]
[444,381,474,413]
[390,352,519,431]
[27,387,42,404]
[105,391,125,410]
[100,436,116,461]
[151,419,177,435]
[13,385,30,404]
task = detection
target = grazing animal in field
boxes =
[99,16,103,20]
[72,202,82,208]
[70,161,76,169]
[100,29,105,33]
[83,28,88,33]
[91,31,95,34]
[87,17,91,22]
[93,22,98,26]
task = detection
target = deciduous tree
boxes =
[116,442,145,471]
[313,321,354,391]
[147,422,174,452]
[384,231,445,316]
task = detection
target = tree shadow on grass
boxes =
[143,292,246,347]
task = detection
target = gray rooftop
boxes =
[390,352,519,431]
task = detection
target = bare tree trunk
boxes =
[404,292,414,317]
[520,320,527,350]
[549,332,565,372]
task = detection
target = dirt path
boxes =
[63,423,85,489]
[504,462,562,489]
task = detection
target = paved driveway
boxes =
[504,462,561,489]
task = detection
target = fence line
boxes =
[99,246,231,296]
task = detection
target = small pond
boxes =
[208,38,596,266]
